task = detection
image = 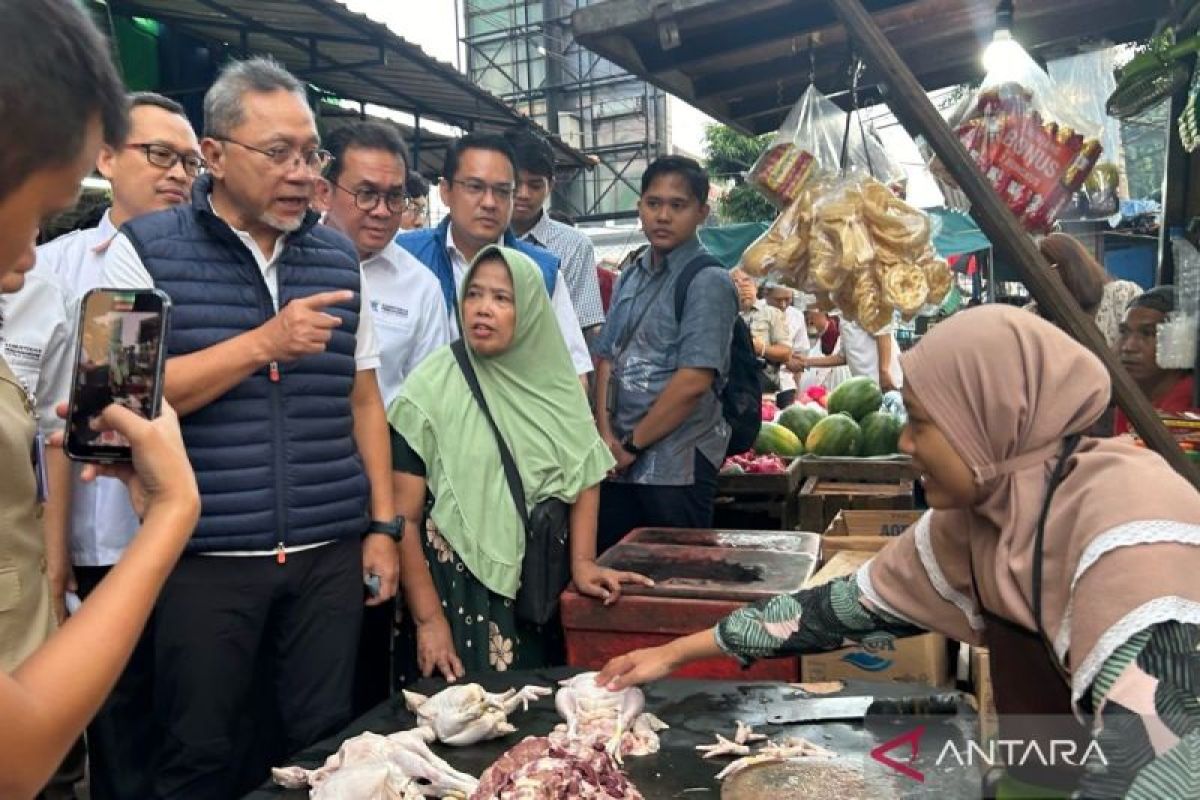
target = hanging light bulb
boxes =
[982,0,1025,76]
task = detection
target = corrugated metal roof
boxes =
[572,0,1170,135]
[109,0,592,168]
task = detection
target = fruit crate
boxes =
[798,455,916,483]
[797,477,915,533]
[714,456,805,530]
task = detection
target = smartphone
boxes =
[65,288,171,463]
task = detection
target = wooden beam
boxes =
[826,0,1200,489]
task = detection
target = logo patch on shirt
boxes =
[1,339,44,371]
[370,300,410,322]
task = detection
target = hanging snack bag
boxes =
[931,48,1104,233]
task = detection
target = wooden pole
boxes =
[826,0,1200,489]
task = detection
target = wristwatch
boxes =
[365,517,404,542]
[620,434,646,458]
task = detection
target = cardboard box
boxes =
[821,509,924,558]
[801,631,951,687]
[803,550,873,588]
[971,646,997,743]
[801,545,951,687]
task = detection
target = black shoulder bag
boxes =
[451,339,572,626]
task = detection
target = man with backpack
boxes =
[593,156,747,552]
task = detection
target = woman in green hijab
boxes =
[389,245,652,680]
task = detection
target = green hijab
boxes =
[388,245,615,599]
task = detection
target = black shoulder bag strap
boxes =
[1032,433,1084,685]
[451,339,530,530]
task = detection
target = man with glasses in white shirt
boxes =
[102,58,399,797]
[394,134,593,382]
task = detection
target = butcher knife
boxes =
[767,692,963,725]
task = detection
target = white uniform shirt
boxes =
[361,241,452,408]
[770,303,810,393]
[841,320,903,388]
[0,271,73,435]
[103,202,382,558]
[34,214,141,567]
[445,227,592,375]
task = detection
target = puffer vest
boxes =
[121,175,369,552]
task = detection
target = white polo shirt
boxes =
[446,226,593,376]
[34,213,141,567]
[361,241,452,408]
[0,271,73,436]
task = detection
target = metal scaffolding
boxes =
[461,0,669,223]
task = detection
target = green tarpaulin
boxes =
[698,222,769,268]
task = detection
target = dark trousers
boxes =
[353,600,395,715]
[150,537,363,799]
[75,565,157,800]
[596,449,720,553]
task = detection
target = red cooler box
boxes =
[560,528,820,681]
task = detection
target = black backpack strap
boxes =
[451,340,529,529]
[674,254,728,322]
[1032,433,1084,682]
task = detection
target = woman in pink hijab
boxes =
[598,305,1200,797]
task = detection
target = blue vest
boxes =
[394,217,559,316]
[121,174,369,552]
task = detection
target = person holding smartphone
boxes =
[0,2,200,798]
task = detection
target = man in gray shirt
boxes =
[593,156,738,551]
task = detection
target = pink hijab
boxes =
[861,305,1200,706]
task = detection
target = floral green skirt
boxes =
[394,518,561,687]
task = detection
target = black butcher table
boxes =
[244,667,982,798]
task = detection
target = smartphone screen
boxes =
[65,288,170,463]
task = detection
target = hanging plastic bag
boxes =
[1049,50,1122,218]
[749,84,904,208]
[930,46,1105,232]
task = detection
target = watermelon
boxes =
[805,414,862,457]
[754,422,804,457]
[827,377,884,421]
[858,411,903,456]
[777,404,827,444]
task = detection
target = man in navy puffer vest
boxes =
[103,57,400,798]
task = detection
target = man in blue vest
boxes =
[394,134,593,381]
[103,57,400,797]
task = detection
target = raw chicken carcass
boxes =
[470,735,645,800]
[551,672,668,762]
[272,728,478,799]
[403,683,551,746]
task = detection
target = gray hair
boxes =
[203,57,306,138]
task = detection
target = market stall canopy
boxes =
[572,0,1171,135]
[109,0,592,171]
[928,207,990,257]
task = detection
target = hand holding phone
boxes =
[65,289,170,463]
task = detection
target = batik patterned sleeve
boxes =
[1077,621,1200,799]
[713,575,926,665]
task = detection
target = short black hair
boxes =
[0,0,129,203]
[323,121,410,185]
[442,133,515,183]
[129,91,186,118]
[505,129,555,180]
[406,170,429,199]
[1128,285,1176,315]
[641,155,709,204]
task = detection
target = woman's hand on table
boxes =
[572,559,654,606]
[595,643,680,690]
[415,613,465,683]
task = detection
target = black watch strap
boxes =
[621,435,646,457]
[365,517,404,542]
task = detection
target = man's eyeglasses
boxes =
[452,179,514,202]
[217,137,332,172]
[126,143,205,177]
[330,181,407,214]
